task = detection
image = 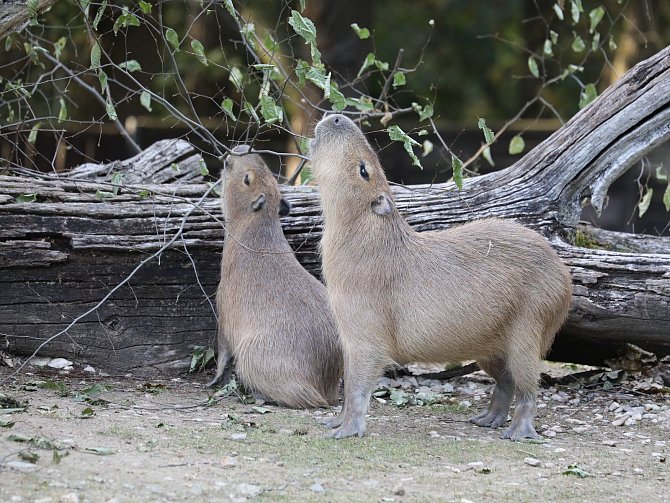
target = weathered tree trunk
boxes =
[0,0,59,41]
[1,47,669,374]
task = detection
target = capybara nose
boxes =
[333,116,340,125]
[231,144,252,155]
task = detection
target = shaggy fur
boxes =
[209,146,342,408]
[310,115,572,439]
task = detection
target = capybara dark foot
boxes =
[470,410,508,428]
[501,422,541,441]
[327,417,365,439]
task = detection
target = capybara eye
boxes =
[359,161,369,181]
[243,173,250,186]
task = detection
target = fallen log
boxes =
[1,46,669,374]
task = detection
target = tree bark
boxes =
[1,46,669,374]
[0,0,59,41]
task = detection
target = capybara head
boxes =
[310,114,393,217]
[222,145,291,223]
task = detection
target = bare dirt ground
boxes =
[0,363,668,503]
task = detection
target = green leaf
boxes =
[252,64,276,72]
[54,37,66,59]
[563,464,591,478]
[543,39,553,56]
[221,98,235,120]
[118,60,141,72]
[92,0,107,30]
[105,101,117,121]
[139,1,152,14]
[240,23,256,50]
[550,30,559,44]
[5,33,15,52]
[252,406,272,414]
[97,69,107,91]
[243,102,260,123]
[589,6,605,34]
[451,155,463,190]
[165,28,180,52]
[389,389,409,407]
[508,135,525,155]
[638,188,653,217]
[80,0,90,16]
[663,183,670,212]
[0,419,15,428]
[482,146,495,167]
[572,34,585,52]
[229,67,243,92]
[140,91,152,112]
[357,52,376,77]
[95,190,115,199]
[90,42,101,69]
[591,32,601,51]
[552,3,564,21]
[528,56,539,78]
[259,95,283,124]
[412,102,434,122]
[570,0,581,23]
[81,407,95,418]
[328,84,347,111]
[388,125,421,169]
[351,23,370,39]
[58,97,67,123]
[52,449,68,464]
[392,71,406,88]
[28,123,41,144]
[27,0,39,18]
[579,83,597,109]
[199,159,209,177]
[111,171,123,196]
[656,166,668,182]
[422,139,433,157]
[477,117,494,144]
[223,0,236,19]
[288,10,316,44]
[190,39,208,66]
[84,447,115,456]
[19,450,39,463]
[16,193,37,203]
[263,33,278,52]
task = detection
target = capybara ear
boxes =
[279,197,291,217]
[252,193,266,211]
[371,193,392,216]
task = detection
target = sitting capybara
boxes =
[310,114,572,439]
[209,146,342,408]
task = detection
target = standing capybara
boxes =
[310,114,572,439]
[209,146,342,408]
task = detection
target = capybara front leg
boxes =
[470,358,514,428]
[327,349,383,439]
[502,391,540,440]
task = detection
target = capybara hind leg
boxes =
[502,391,540,440]
[502,332,542,440]
[208,343,233,388]
[470,358,513,428]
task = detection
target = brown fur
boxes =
[310,115,572,439]
[209,146,342,408]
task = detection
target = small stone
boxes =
[221,456,237,468]
[523,457,542,467]
[5,461,38,472]
[602,440,617,447]
[612,414,630,426]
[542,430,556,438]
[231,433,247,440]
[572,426,589,434]
[442,383,454,393]
[392,483,405,496]
[467,461,484,468]
[47,358,73,369]
[609,401,620,412]
[645,403,661,411]
[30,357,51,367]
[34,499,53,503]
[236,483,263,497]
[310,483,325,493]
[59,493,80,503]
[429,431,440,438]
[83,366,96,374]
[459,400,472,408]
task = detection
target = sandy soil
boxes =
[0,364,668,503]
